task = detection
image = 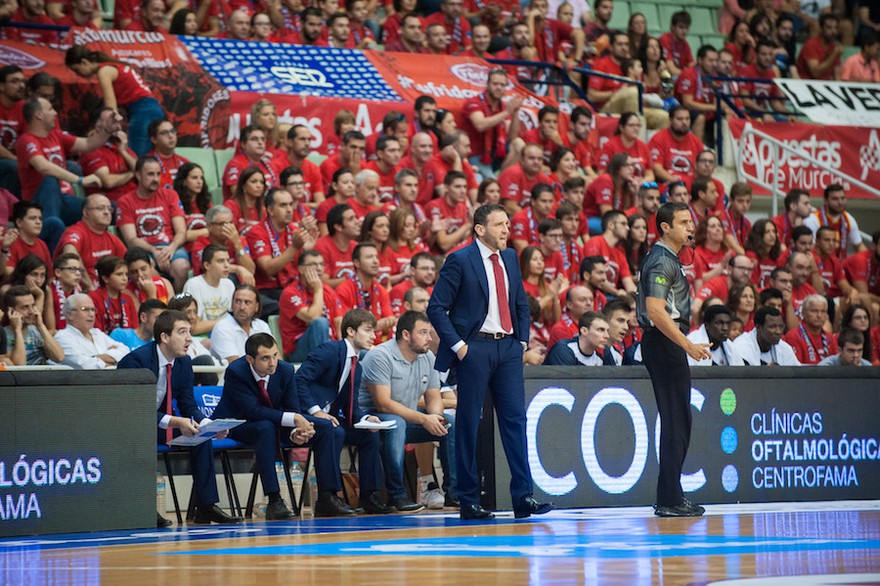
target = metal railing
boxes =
[733,121,880,241]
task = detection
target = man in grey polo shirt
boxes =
[359,310,458,512]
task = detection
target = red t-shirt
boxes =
[588,56,624,108]
[399,155,442,206]
[541,249,567,282]
[559,238,584,282]
[783,326,838,364]
[597,136,651,177]
[745,250,785,290]
[583,173,614,217]
[246,220,299,289]
[695,275,730,303]
[7,236,52,273]
[461,92,507,163]
[520,128,564,166]
[56,222,127,286]
[336,277,393,324]
[80,142,137,201]
[724,208,752,250]
[425,197,470,255]
[4,11,59,43]
[739,64,783,110]
[814,251,845,298]
[510,207,543,245]
[648,129,704,183]
[497,164,552,208]
[116,188,184,246]
[546,313,579,350]
[582,236,630,288]
[314,235,356,280]
[0,100,26,152]
[388,280,435,315]
[223,198,263,234]
[797,37,841,80]
[693,246,726,281]
[147,150,190,190]
[319,153,345,192]
[572,138,597,170]
[790,281,818,317]
[431,154,479,193]
[385,242,428,277]
[348,198,380,220]
[423,13,472,54]
[279,278,342,356]
[16,130,77,202]
[659,32,693,70]
[364,160,399,203]
[89,288,138,334]
[532,18,573,63]
[113,0,139,27]
[222,152,279,201]
[103,62,153,106]
[843,250,880,296]
[675,66,715,107]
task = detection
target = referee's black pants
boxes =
[641,327,692,507]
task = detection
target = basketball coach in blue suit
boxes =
[118,309,243,527]
[213,332,316,521]
[427,203,552,521]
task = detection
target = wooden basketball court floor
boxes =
[3,500,880,585]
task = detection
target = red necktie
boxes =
[490,253,513,332]
[348,355,357,427]
[257,379,272,408]
[165,363,173,445]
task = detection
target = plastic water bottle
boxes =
[275,462,290,508]
[308,466,318,515]
[290,463,304,509]
[156,474,166,515]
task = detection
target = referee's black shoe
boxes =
[653,499,705,518]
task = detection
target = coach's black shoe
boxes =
[390,497,424,513]
[460,504,495,521]
[193,504,244,524]
[265,499,296,520]
[653,499,705,518]
[361,492,396,514]
[157,513,172,527]
[513,496,554,519]
[314,493,356,517]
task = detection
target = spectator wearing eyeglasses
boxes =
[57,194,128,289]
[147,119,189,190]
[691,254,754,328]
[53,293,130,369]
[49,253,85,329]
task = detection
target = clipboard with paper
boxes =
[167,419,246,446]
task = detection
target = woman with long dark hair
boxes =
[224,166,266,233]
[744,218,784,289]
[726,281,758,332]
[624,213,649,278]
[9,253,55,332]
[520,246,563,325]
[174,162,213,247]
[65,45,164,156]
[839,304,876,364]
[597,112,654,182]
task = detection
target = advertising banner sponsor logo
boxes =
[729,118,880,200]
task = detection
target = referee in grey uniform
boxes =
[636,201,712,517]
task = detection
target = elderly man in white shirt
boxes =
[687,305,736,366]
[730,306,801,367]
[210,285,270,363]
[53,293,131,369]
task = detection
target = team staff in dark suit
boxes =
[213,333,316,520]
[295,308,395,517]
[427,203,553,521]
[636,202,712,518]
[118,310,244,527]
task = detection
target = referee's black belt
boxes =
[476,332,512,340]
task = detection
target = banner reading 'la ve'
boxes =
[773,79,880,128]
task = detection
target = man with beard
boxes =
[730,306,801,365]
[648,107,704,184]
[424,0,472,54]
[80,107,137,201]
[771,189,812,249]
[462,68,523,180]
[797,13,844,80]
[741,40,795,121]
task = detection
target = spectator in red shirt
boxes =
[424,23,451,54]
[565,106,598,181]
[691,254,753,322]
[190,205,256,283]
[624,182,660,246]
[783,294,838,364]
[3,201,54,279]
[385,206,428,276]
[675,45,719,145]
[80,107,137,202]
[56,194,127,288]
[89,254,139,334]
[726,281,758,333]
[277,125,325,209]
[497,143,551,214]
[787,250,821,319]
[721,181,752,255]
[173,162,211,253]
[582,209,637,298]
[588,32,631,111]
[461,67,523,180]
[660,10,694,76]
[279,249,342,360]
[382,169,428,233]
[389,251,436,315]
[0,65,26,198]
[320,130,365,192]
[546,285,594,349]
[511,183,556,252]
[649,106,704,184]
[492,21,538,80]
[771,189,812,250]
[741,39,794,121]
[365,135,402,204]
[519,105,567,169]
[117,156,190,291]
[218,8,254,41]
[813,225,862,309]
[535,218,569,284]
[400,132,443,205]
[843,230,880,301]
[434,130,479,203]
[596,113,653,181]
[525,0,583,68]
[53,0,102,28]
[6,0,60,44]
[349,169,381,219]
[65,46,165,157]
[336,242,397,339]
[797,13,844,80]
[347,0,379,49]
[425,170,472,254]
[221,125,279,201]
[360,211,396,289]
[687,177,719,228]
[314,203,360,288]
[744,218,785,290]
[385,12,428,53]
[460,23,492,57]
[842,31,880,82]
[424,0,472,53]
[583,0,613,58]
[324,12,356,48]
[124,0,166,32]
[690,148,727,215]
[146,118,189,191]
[584,153,637,230]
[692,215,732,292]
[16,97,107,236]
[578,254,609,311]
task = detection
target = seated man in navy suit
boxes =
[214,333,316,520]
[295,308,395,517]
[118,309,244,527]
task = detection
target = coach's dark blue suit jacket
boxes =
[295,340,366,425]
[427,241,530,372]
[117,341,205,425]
[213,357,301,422]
